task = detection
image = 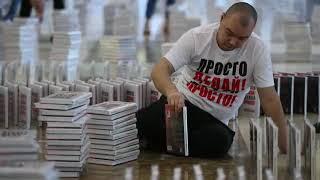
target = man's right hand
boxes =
[167,89,185,114]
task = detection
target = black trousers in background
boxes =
[136,96,235,158]
[19,0,65,17]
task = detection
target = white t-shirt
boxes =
[164,23,274,125]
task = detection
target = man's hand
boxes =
[257,86,288,154]
[30,0,44,22]
[167,90,185,114]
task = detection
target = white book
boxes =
[249,118,263,180]
[105,81,121,101]
[46,135,88,146]
[91,144,139,156]
[132,78,148,108]
[0,146,38,153]
[75,84,90,93]
[265,117,278,180]
[147,81,161,106]
[30,84,43,124]
[49,85,63,95]
[34,81,49,97]
[88,80,102,104]
[90,149,139,161]
[46,116,88,128]
[45,145,82,151]
[35,100,90,110]
[0,154,38,161]
[56,82,71,91]
[47,142,90,155]
[5,82,18,128]
[76,82,96,105]
[61,81,75,91]
[46,133,86,140]
[54,158,86,168]
[88,114,136,126]
[18,86,32,129]
[101,82,114,102]
[89,134,138,146]
[57,171,80,178]
[91,139,139,151]
[38,110,86,122]
[40,92,92,105]
[57,167,82,172]
[124,82,140,109]
[87,118,136,130]
[39,104,87,116]
[288,121,301,176]
[87,124,136,136]
[88,154,138,166]
[47,127,85,134]
[88,108,136,120]
[45,149,89,161]
[303,119,316,180]
[89,128,137,140]
[0,86,9,128]
[0,162,56,177]
[87,101,137,115]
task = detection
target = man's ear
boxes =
[220,13,226,22]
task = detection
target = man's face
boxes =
[217,13,255,51]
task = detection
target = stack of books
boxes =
[2,18,39,64]
[99,35,137,63]
[86,101,140,165]
[104,4,136,36]
[169,11,201,42]
[0,162,58,180]
[35,92,91,178]
[0,129,39,162]
[49,31,82,81]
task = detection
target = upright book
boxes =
[165,105,188,156]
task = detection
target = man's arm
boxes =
[151,57,185,113]
[257,86,288,154]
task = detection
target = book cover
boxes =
[35,100,90,110]
[38,110,86,122]
[288,121,301,175]
[165,105,188,156]
[30,84,43,126]
[147,81,161,106]
[124,82,140,108]
[39,104,87,116]
[266,117,278,180]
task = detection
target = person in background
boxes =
[144,0,175,36]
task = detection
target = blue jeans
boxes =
[2,0,21,21]
[146,0,175,19]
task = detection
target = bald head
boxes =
[225,2,257,27]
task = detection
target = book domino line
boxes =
[124,82,140,109]
[105,81,121,101]
[75,82,97,105]
[40,92,92,105]
[87,101,137,116]
[88,80,102,104]
[165,105,188,156]
[0,85,9,128]
[132,78,148,108]
[34,81,49,97]
[18,85,31,129]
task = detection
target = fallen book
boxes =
[88,154,138,166]
[39,104,87,116]
[88,109,136,120]
[34,100,90,110]
[40,92,92,105]
[87,101,137,115]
